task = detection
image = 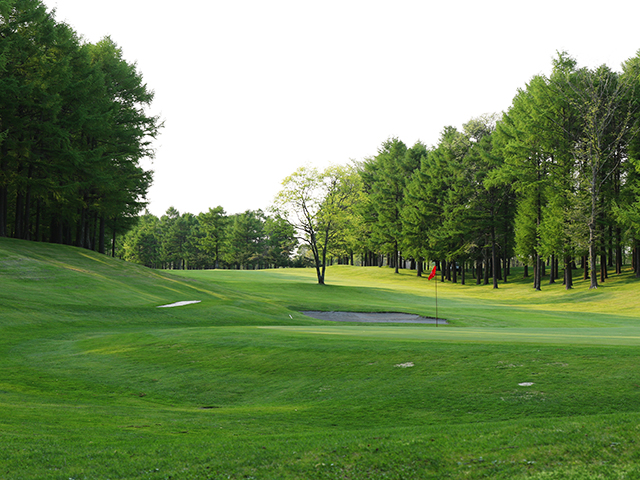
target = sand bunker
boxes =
[157,300,201,308]
[301,311,446,324]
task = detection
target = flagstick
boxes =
[435,273,438,327]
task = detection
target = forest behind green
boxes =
[0,0,160,253]
[4,0,640,295]
[117,51,640,294]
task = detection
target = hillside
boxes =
[0,237,307,331]
[3,238,640,479]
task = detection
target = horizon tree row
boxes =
[6,11,640,295]
[118,207,301,270]
[275,51,640,289]
[0,0,160,253]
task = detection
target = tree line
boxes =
[275,51,640,289]
[4,3,640,295]
[0,0,160,253]
[118,207,302,270]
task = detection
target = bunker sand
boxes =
[302,311,446,324]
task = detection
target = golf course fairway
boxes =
[3,237,640,479]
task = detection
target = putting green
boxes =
[258,324,640,346]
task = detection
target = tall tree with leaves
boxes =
[120,212,161,267]
[0,1,160,249]
[362,138,424,273]
[226,209,266,269]
[564,65,637,288]
[264,213,296,268]
[198,206,228,269]
[274,165,361,285]
[494,74,559,290]
[82,37,159,251]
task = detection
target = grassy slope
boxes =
[3,237,640,479]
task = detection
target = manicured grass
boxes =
[3,237,640,479]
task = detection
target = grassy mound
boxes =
[3,237,640,479]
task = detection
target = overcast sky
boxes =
[47,0,640,217]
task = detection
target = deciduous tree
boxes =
[274,165,361,284]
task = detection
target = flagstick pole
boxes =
[435,272,438,327]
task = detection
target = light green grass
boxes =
[3,237,640,479]
[174,264,640,329]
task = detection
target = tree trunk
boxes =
[565,255,573,290]
[34,198,41,242]
[394,242,399,274]
[616,227,622,275]
[492,232,498,289]
[112,227,117,258]
[608,225,613,267]
[14,190,24,239]
[582,255,588,280]
[588,170,599,288]
[503,254,508,284]
[23,182,32,240]
[0,153,6,237]
[310,232,324,284]
[483,250,489,285]
[0,185,6,238]
[76,208,86,248]
[99,215,106,254]
[319,226,330,285]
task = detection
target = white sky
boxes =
[47,0,640,217]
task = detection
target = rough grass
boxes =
[3,237,640,479]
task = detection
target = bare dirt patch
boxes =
[301,311,446,324]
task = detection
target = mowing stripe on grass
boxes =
[257,325,640,346]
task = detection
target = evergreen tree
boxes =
[264,213,296,268]
[226,210,266,269]
[198,206,229,269]
[0,1,159,248]
[120,212,161,267]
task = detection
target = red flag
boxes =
[427,265,436,280]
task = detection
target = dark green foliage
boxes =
[0,0,160,252]
[362,138,420,273]
[264,213,297,268]
[120,207,297,270]
[493,51,640,290]
[198,206,229,269]
[226,209,267,269]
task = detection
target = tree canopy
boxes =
[8,19,640,295]
[273,165,362,284]
[0,0,160,252]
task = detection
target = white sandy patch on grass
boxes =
[395,362,415,368]
[157,300,201,308]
